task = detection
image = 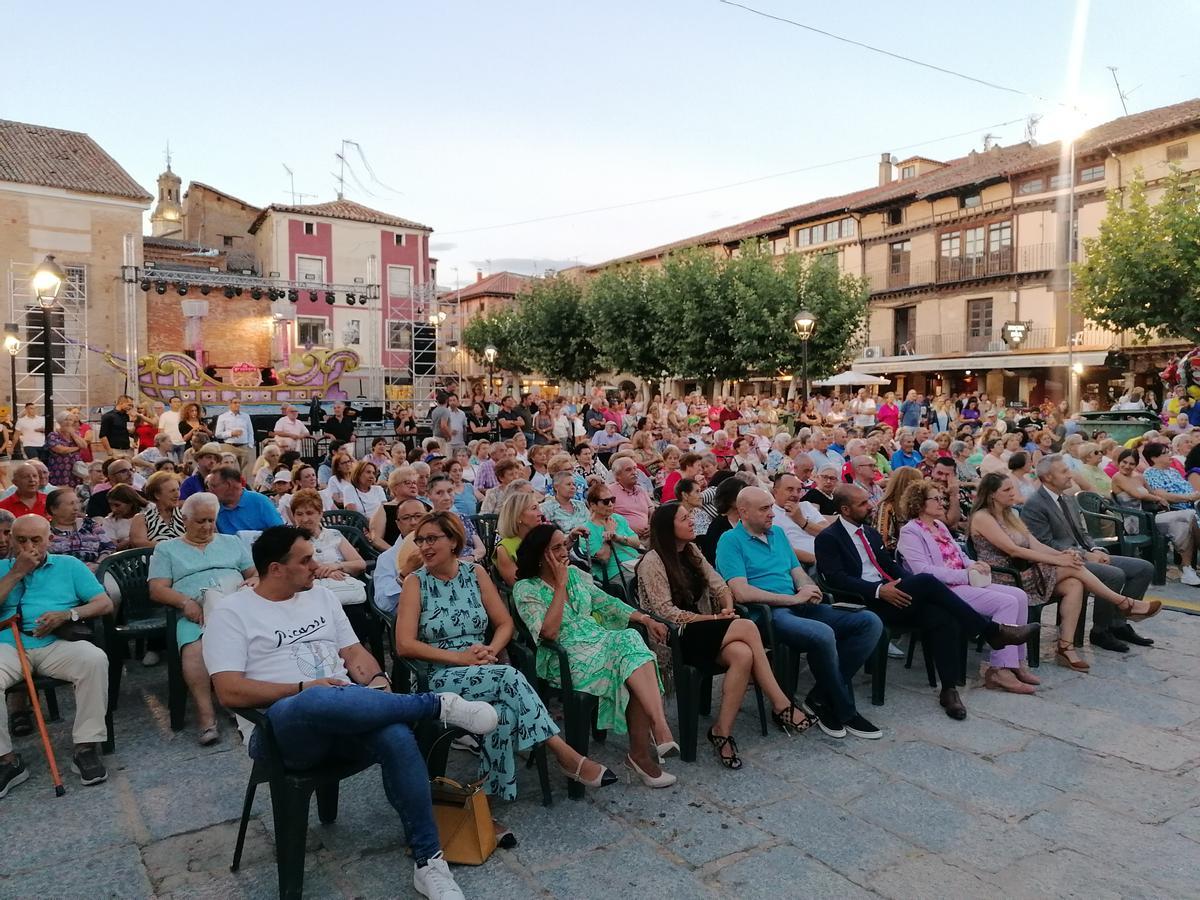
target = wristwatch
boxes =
[70,608,81,623]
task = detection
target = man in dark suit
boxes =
[815,484,1038,720]
[1020,454,1156,651]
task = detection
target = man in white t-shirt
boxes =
[770,472,831,565]
[270,405,311,452]
[203,525,498,900]
[158,397,185,452]
[14,403,45,459]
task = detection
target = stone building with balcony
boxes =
[589,98,1200,405]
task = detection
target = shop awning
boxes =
[852,350,1109,376]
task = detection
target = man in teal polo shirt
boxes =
[0,516,113,797]
[716,487,882,741]
[207,466,283,536]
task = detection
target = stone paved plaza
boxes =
[4,605,1200,900]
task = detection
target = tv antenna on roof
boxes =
[1024,114,1042,146]
[282,164,316,205]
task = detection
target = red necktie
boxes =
[856,528,895,582]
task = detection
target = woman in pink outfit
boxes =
[895,479,1038,694]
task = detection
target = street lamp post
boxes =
[793,310,817,404]
[1065,137,1078,412]
[483,343,498,397]
[30,255,65,433]
[4,323,19,412]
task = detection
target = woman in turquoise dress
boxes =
[513,524,679,788]
[396,511,615,798]
[148,492,257,745]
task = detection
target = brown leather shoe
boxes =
[939,688,967,720]
[986,622,1040,651]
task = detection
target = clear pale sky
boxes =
[3,0,1198,286]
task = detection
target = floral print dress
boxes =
[417,563,558,800]
[512,567,658,734]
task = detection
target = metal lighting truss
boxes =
[122,263,381,299]
[8,259,90,412]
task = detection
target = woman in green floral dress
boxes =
[397,512,615,798]
[513,524,680,788]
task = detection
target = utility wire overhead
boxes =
[718,0,1068,107]
[438,116,1026,236]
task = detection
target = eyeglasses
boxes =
[412,534,447,546]
[926,495,947,505]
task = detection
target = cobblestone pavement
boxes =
[3,608,1199,899]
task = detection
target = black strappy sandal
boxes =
[771,704,816,736]
[706,727,743,770]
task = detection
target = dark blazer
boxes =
[815,519,907,603]
[1020,486,1095,552]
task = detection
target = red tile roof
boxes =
[249,198,431,234]
[444,271,533,302]
[0,119,152,202]
[590,97,1200,269]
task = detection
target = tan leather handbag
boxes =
[429,776,496,865]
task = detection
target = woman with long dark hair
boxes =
[639,503,813,769]
[513,524,678,788]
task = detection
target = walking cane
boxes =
[0,614,65,796]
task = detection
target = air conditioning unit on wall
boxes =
[862,346,883,359]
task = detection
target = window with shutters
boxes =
[388,265,413,298]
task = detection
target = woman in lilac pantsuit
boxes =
[896,480,1039,694]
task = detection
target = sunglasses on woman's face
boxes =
[595,497,616,505]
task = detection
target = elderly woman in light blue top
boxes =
[148,492,257,745]
[540,470,589,535]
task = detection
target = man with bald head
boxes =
[716,486,883,740]
[850,455,883,510]
[0,464,47,519]
[815,483,1039,721]
[0,516,114,795]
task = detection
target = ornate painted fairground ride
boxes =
[104,348,361,406]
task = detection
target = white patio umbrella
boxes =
[812,371,891,387]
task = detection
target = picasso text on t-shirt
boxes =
[274,616,328,647]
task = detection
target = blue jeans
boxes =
[768,604,882,722]
[250,685,442,865]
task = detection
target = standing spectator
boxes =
[46,411,89,486]
[899,390,922,429]
[269,404,310,452]
[876,392,900,431]
[322,401,356,446]
[214,398,255,478]
[444,394,468,451]
[178,402,211,443]
[848,389,877,429]
[15,402,46,461]
[496,396,522,441]
[99,395,135,458]
[158,397,185,454]
[429,393,451,449]
[133,404,159,451]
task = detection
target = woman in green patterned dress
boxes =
[396,512,616,798]
[513,524,679,788]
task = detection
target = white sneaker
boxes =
[1182,567,1200,587]
[414,852,465,900]
[438,693,499,735]
[450,734,480,754]
[142,650,161,667]
[886,642,905,659]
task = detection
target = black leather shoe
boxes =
[1111,624,1154,646]
[1089,629,1130,653]
[939,688,967,720]
[986,622,1040,650]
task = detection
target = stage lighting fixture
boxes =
[224,286,236,299]
[200,285,211,296]
[176,283,189,296]
[251,287,263,300]
[139,278,151,292]
[155,281,167,295]
[287,289,299,303]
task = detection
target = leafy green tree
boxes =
[461,308,530,374]
[1075,168,1200,341]
[658,250,741,383]
[587,265,669,382]
[517,276,603,385]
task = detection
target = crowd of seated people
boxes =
[0,386,1190,900]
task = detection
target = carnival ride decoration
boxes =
[104,349,360,404]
